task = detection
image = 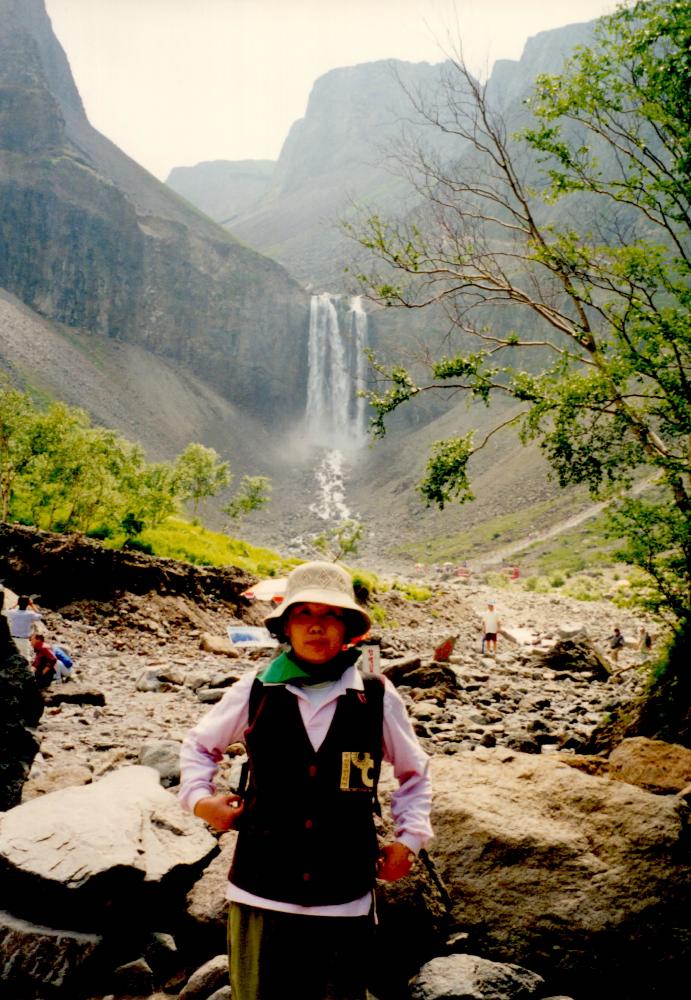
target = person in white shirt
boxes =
[179,561,432,1000]
[4,595,42,660]
[481,600,501,654]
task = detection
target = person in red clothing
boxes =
[29,633,57,689]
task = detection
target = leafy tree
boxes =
[0,381,37,520]
[173,443,231,518]
[23,405,142,533]
[222,475,271,524]
[350,0,690,627]
[129,462,179,528]
[312,519,364,563]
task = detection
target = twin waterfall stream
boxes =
[304,293,369,523]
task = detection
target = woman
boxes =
[179,560,433,1000]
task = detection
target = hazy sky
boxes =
[44,0,619,181]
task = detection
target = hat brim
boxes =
[264,587,371,641]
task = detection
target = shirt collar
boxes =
[286,661,364,700]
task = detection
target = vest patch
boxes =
[340,751,375,791]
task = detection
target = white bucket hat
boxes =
[264,561,371,640]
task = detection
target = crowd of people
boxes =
[1,588,74,688]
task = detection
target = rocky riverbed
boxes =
[20,576,654,796]
[3,529,689,1000]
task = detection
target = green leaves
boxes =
[347,0,691,625]
[173,443,231,518]
[419,435,475,509]
[222,475,272,523]
[0,384,242,541]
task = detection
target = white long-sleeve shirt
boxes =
[179,663,433,917]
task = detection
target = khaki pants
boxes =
[228,902,374,1000]
[12,636,32,661]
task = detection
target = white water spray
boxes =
[305,293,369,520]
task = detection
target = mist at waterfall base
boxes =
[304,293,369,524]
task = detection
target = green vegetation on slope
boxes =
[134,517,299,577]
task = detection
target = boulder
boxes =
[528,640,610,681]
[0,614,44,810]
[111,956,155,996]
[136,667,175,692]
[428,750,690,997]
[608,737,691,794]
[43,685,106,707]
[0,764,218,930]
[410,954,544,1000]
[370,849,451,999]
[501,627,537,646]
[200,633,240,657]
[383,660,458,698]
[21,761,93,801]
[0,909,102,995]
[138,738,183,787]
[185,831,237,954]
[179,953,229,1000]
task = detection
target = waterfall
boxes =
[305,293,369,522]
[305,293,369,450]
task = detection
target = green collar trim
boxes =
[258,647,362,686]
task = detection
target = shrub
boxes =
[392,580,433,601]
[87,525,112,540]
[122,538,154,555]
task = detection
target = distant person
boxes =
[482,600,501,654]
[607,627,625,663]
[4,595,42,660]
[29,633,57,689]
[637,626,653,664]
[52,643,75,682]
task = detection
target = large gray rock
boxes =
[0,764,217,929]
[428,750,690,997]
[0,613,44,810]
[0,909,102,995]
[410,954,544,999]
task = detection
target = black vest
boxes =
[230,675,384,907]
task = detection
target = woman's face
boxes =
[285,602,347,664]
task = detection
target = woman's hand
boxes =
[376,841,416,881]
[193,793,244,832]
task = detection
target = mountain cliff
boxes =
[167,22,596,288]
[168,59,459,287]
[0,0,310,427]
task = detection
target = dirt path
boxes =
[468,479,652,570]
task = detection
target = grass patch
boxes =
[108,517,301,577]
[391,580,433,601]
[396,492,592,565]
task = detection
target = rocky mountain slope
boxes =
[0,0,310,427]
